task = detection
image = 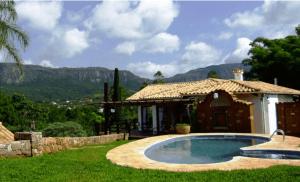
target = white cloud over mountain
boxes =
[116,32,180,55]
[39,60,56,68]
[225,37,252,63]
[42,28,90,59]
[63,28,90,58]
[127,41,222,78]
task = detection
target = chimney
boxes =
[233,68,244,81]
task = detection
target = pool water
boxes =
[144,136,269,164]
[242,150,300,160]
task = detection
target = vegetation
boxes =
[207,70,219,78]
[0,91,104,135]
[0,141,299,182]
[43,121,87,137]
[0,1,29,71]
[153,71,165,84]
[243,25,300,89]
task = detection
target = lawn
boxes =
[0,140,299,182]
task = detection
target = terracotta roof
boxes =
[0,122,14,144]
[127,78,300,101]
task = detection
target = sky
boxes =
[9,0,300,78]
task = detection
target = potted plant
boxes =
[175,123,191,134]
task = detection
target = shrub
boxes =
[43,121,87,137]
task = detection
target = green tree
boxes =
[207,70,219,78]
[153,71,164,84]
[42,121,87,137]
[112,68,121,132]
[112,68,120,101]
[243,25,300,89]
[0,1,29,70]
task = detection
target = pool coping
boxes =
[106,133,300,172]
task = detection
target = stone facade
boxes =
[0,132,128,157]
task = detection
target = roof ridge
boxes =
[229,79,260,92]
[148,78,226,86]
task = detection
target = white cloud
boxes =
[142,33,180,53]
[127,61,178,79]
[63,28,89,57]
[224,10,263,28]
[16,1,62,31]
[224,1,300,38]
[39,60,56,68]
[127,41,222,78]
[23,59,33,65]
[42,28,90,59]
[181,41,222,69]
[217,32,233,40]
[116,32,180,55]
[86,0,180,55]
[224,37,252,63]
[86,0,178,39]
[115,42,136,55]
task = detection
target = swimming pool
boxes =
[145,135,270,164]
[107,133,300,171]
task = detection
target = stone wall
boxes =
[0,140,31,157]
[0,132,128,157]
[32,133,127,156]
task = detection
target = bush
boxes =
[43,121,87,137]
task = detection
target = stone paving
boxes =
[106,133,300,172]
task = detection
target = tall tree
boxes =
[153,71,164,84]
[207,70,219,78]
[112,68,120,133]
[243,25,300,89]
[0,1,29,71]
[112,68,120,101]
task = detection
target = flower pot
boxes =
[175,124,191,134]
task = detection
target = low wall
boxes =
[0,140,31,157]
[33,133,127,156]
[0,132,128,157]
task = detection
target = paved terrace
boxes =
[107,133,300,172]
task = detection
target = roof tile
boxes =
[127,79,300,101]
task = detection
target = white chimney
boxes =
[233,68,244,81]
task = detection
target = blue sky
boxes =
[11,0,300,78]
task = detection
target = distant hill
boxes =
[0,63,249,101]
[166,63,249,82]
[0,63,149,101]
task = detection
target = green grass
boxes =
[0,141,300,182]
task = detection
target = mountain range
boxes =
[0,63,248,101]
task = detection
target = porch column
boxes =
[152,105,157,135]
[266,95,279,134]
[137,106,142,131]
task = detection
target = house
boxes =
[126,69,300,135]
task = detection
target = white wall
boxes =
[265,95,279,134]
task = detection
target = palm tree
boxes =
[0,1,29,72]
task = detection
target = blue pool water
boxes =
[241,150,300,159]
[145,135,270,164]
